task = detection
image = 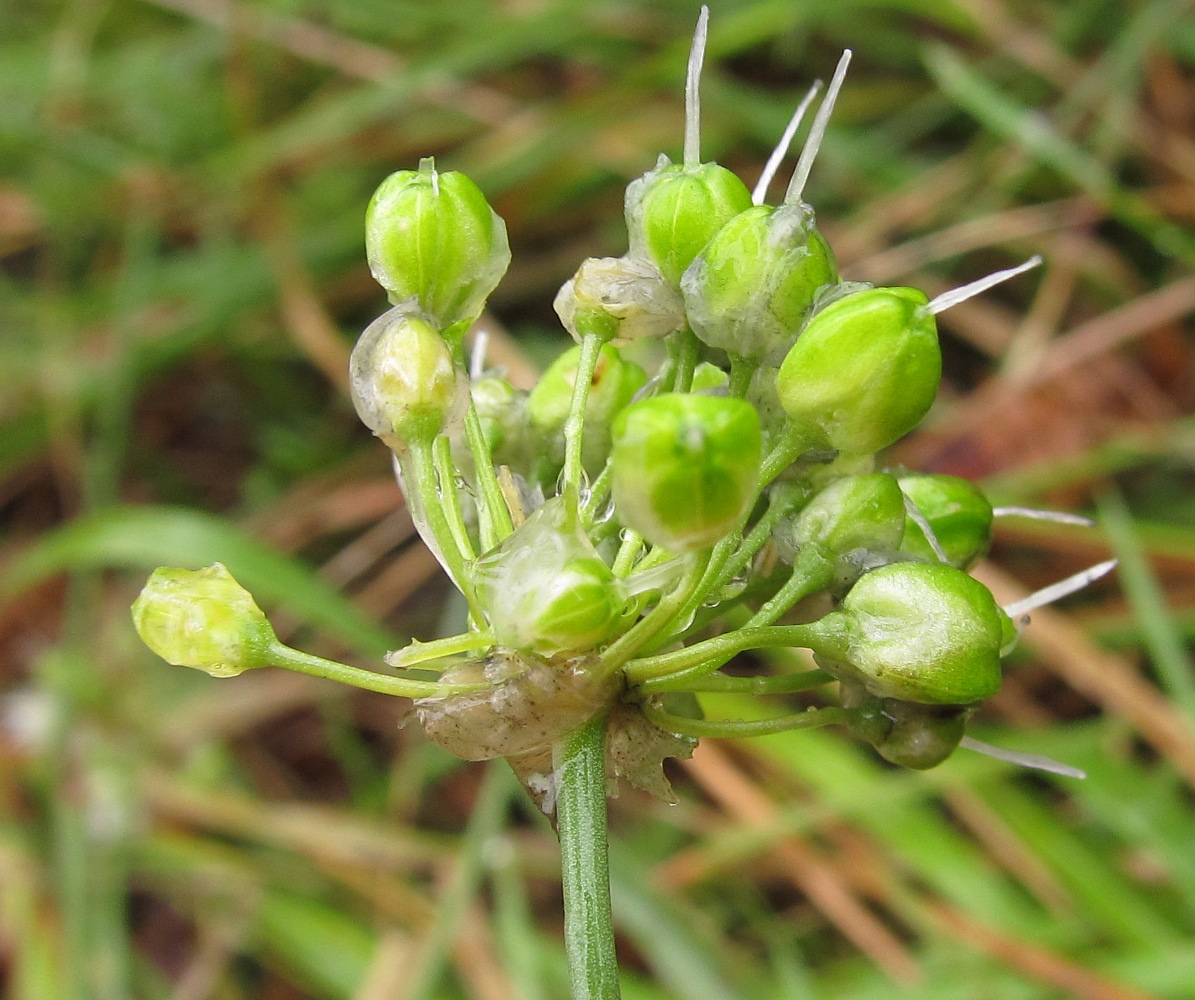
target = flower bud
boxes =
[898,473,994,569]
[625,156,753,286]
[875,701,968,769]
[776,286,941,455]
[681,202,837,362]
[525,342,647,481]
[553,256,685,344]
[365,158,511,338]
[473,498,625,656]
[611,394,761,551]
[470,374,523,458]
[690,362,729,393]
[349,308,466,448]
[779,473,906,588]
[845,690,968,769]
[802,561,1003,705]
[131,564,276,678]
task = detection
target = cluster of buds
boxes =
[133,8,1108,804]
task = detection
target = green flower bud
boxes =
[681,202,837,362]
[349,308,466,448]
[845,690,968,769]
[365,158,511,338]
[898,473,994,569]
[527,344,647,434]
[473,498,625,656]
[803,562,1003,705]
[131,564,276,678]
[553,256,685,344]
[471,374,522,458]
[690,362,729,393]
[525,342,647,481]
[449,376,531,514]
[790,473,906,555]
[625,156,753,286]
[776,286,941,455]
[611,394,761,551]
[781,473,907,588]
[875,703,968,769]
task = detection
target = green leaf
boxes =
[610,853,747,1000]
[256,890,375,1000]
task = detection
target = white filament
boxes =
[1003,559,1117,618]
[925,255,1042,316]
[419,156,440,196]
[470,329,489,380]
[902,494,950,563]
[993,506,1096,528]
[684,6,710,168]
[752,82,823,206]
[960,736,1087,780]
[784,49,852,206]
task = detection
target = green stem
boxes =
[580,459,614,527]
[640,701,852,739]
[649,531,741,654]
[433,434,475,560]
[600,550,710,672]
[611,529,643,578]
[646,669,833,695]
[727,355,758,397]
[464,400,515,548]
[743,550,833,629]
[623,621,822,684]
[405,439,487,622]
[555,714,621,1000]
[385,629,495,669]
[268,641,485,698]
[561,331,606,509]
[657,467,813,639]
[696,483,811,605]
[760,423,822,486]
[670,327,701,393]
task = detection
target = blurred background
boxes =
[2,0,1194,997]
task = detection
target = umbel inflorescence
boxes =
[133,8,1110,806]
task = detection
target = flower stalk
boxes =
[555,714,621,1000]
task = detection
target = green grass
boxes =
[3,0,1194,997]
